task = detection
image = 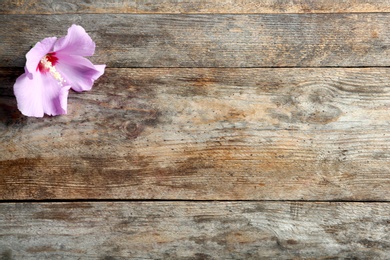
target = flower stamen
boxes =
[38,54,66,86]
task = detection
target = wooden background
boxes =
[0,0,389,259]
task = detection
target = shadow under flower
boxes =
[0,67,27,127]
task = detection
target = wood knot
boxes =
[271,83,342,125]
[122,121,143,139]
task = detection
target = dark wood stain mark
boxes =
[183,77,217,87]
[178,76,216,96]
[33,210,73,222]
[286,239,299,245]
[0,250,12,260]
[26,246,57,253]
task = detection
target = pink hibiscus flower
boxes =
[14,24,105,117]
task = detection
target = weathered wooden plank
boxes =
[1,67,390,200]
[2,0,390,14]
[1,13,390,68]
[0,201,388,259]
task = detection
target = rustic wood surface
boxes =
[0,202,389,259]
[0,1,389,258]
[1,13,390,68]
[2,0,390,14]
[1,67,390,201]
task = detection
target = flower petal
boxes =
[14,71,71,117]
[55,54,105,92]
[53,24,95,57]
[25,37,57,75]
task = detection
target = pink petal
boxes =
[25,37,57,75]
[14,71,71,117]
[55,54,105,92]
[53,24,96,57]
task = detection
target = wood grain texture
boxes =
[1,2,389,258]
[1,68,390,200]
[0,201,388,259]
[1,13,390,68]
[2,0,390,14]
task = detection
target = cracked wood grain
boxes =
[1,68,390,200]
[0,202,388,259]
[1,13,390,68]
[2,0,390,14]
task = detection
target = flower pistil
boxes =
[38,53,66,86]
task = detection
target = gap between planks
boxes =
[1,199,390,204]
